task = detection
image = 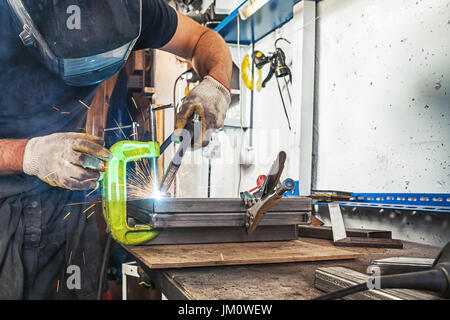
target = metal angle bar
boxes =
[147,212,310,228]
[130,197,312,214]
[122,262,140,301]
[144,225,298,246]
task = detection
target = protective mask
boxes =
[7,0,142,86]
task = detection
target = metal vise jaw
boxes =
[244,178,296,235]
[241,151,296,235]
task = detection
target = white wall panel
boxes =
[315,0,450,193]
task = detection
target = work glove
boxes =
[175,75,231,148]
[23,133,112,191]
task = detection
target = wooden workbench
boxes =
[124,238,440,300]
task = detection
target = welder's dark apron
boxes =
[0,3,104,299]
[0,177,103,299]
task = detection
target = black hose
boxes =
[313,283,368,300]
[380,269,448,293]
[315,241,450,300]
[313,268,449,300]
[96,233,113,300]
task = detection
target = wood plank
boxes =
[144,225,298,245]
[137,239,440,300]
[126,239,363,269]
[129,197,312,214]
[298,225,392,240]
[335,237,404,249]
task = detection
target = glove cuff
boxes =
[22,137,41,176]
[204,75,232,103]
[205,74,232,95]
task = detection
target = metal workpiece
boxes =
[130,197,311,214]
[127,197,312,245]
[130,211,310,229]
[328,202,347,242]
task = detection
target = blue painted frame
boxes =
[214,0,296,45]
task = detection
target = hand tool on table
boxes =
[240,151,296,235]
[367,257,435,276]
[314,240,450,299]
[102,104,202,245]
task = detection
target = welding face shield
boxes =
[7,0,142,86]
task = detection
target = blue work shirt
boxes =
[0,0,178,299]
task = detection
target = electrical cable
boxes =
[96,233,113,300]
[171,73,184,197]
[173,74,183,117]
[276,76,292,130]
[284,77,292,103]
[236,15,246,197]
[249,41,255,147]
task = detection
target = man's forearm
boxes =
[161,12,232,88]
[191,30,232,89]
[0,140,28,175]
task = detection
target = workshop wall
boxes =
[157,0,449,199]
[314,0,450,193]
[209,14,300,198]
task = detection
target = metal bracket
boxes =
[328,202,403,249]
[122,262,140,301]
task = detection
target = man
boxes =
[0,0,231,299]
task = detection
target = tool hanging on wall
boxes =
[252,38,293,130]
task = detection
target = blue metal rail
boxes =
[314,193,450,213]
[349,193,450,207]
